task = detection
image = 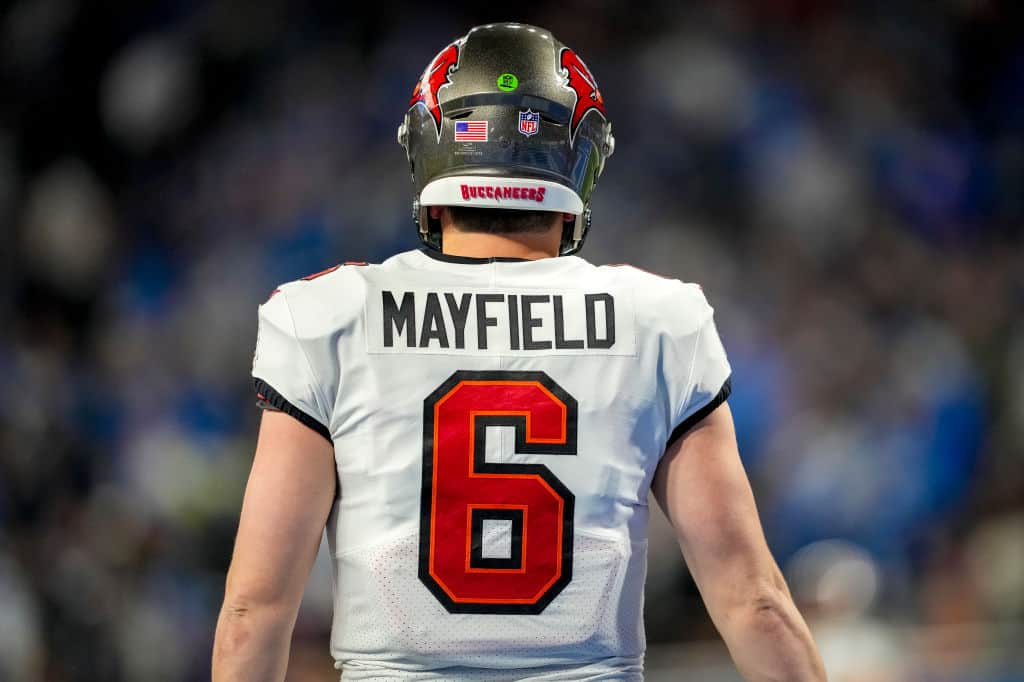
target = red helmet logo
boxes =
[409,43,460,141]
[559,48,606,146]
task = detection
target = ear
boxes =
[429,206,445,220]
[563,212,576,223]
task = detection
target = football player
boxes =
[213,23,826,682]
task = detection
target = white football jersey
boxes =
[252,249,731,681]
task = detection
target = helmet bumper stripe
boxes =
[420,176,584,214]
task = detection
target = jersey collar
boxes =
[419,248,531,264]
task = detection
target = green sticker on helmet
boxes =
[497,73,519,91]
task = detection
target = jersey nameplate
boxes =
[364,286,636,356]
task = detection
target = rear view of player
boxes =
[213,23,826,681]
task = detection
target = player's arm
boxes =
[212,410,336,682]
[652,403,826,682]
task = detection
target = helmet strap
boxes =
[414,199,443,251]
[559,206,591,256]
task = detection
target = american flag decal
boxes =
[454,120,488,141]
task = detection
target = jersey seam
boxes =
[280,286,334,432]
[678,308,709,423]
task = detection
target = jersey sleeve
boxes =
[252,289,332,442]
[666,287,732,446]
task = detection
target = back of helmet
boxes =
[398,23,614,255]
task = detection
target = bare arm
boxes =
[652,403,826,682]
[212,410,337,682]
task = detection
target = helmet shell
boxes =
[397,23,614,254]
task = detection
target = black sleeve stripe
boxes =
[253,377,332,444]
[666,376,732,448]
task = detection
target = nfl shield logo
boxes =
[518,109,540,137]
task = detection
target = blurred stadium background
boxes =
[1,0,1022,680]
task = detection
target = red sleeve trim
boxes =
[301,264,342,281]
[604,263,678,281]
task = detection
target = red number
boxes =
[419,371,577,614]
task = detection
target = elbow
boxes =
[737,568,794,626]
[717,584,795,644]
[741,588,794,635]
[221,572,294,619]
[219,589,292,625]
[222,597,251,621]
[216,590,292,639]
[214,594,292,662]
[728,589,827,682]
[214,598,253,662]
[218,597,266,642]
[726,573,790,623]
[216,568,303,647]
[216,595,260,641]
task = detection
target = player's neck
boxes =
[440,231,559,260]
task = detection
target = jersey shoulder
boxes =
[263,259,381,339]
[592,262,712,335]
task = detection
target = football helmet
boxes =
[397,23,614,255]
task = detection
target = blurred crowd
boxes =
[1,1,1022,680]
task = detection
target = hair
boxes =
[445,207,561,235]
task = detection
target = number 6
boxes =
[419,371,578,614]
